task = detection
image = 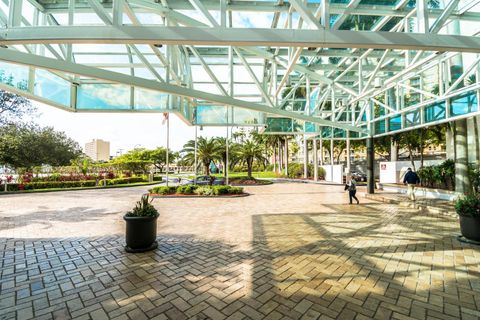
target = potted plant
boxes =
[124,195,159,252]
[455,192,480,242]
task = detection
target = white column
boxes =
[313,138,318,181]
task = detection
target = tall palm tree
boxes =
[237,140,266,179]
[181,137,221,176]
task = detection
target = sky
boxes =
[36,103,229,155]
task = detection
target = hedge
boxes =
[106,177,146,185]
[22,180,97,190]
[0,176,151,192]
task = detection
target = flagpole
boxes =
[166,113,170,187]
[194,124,198,176]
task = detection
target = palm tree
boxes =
[215,137,240,177]
[181,137,221,176]
[237,140,266,179]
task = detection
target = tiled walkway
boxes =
[1,184,479,320]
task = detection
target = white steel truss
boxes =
[0,0,477,138]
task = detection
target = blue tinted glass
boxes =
[450,92,478,116]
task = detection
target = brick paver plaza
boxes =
[1,183,479,320]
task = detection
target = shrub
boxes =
[153,175,163,182]
[176,185,198,194]
[418,160,456,190]
[0,183,20,192]
[468,165,480,194]
[125,195,159,218]
[228,186,244,194]
[107,177,146,185]
[287,163,315,179]
[194,186,215,196]
[455,193,480,218]
[150,186,176,195]
[318,167,326,180]
[212,185,231,195]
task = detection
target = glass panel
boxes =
[264,118,293,133]
[77,83,131,110]
[34,69,71,107]
[450,92,478,116]
[425,102,446,123]
[134,88,168,110]
[334,128,346,138]
[375,120,386,134]
[405,110,420,127]
[305,122,316,133]
[196,105,227,125]
[0,62,29,91]
[389,115,402,132]
[232,108,264,125]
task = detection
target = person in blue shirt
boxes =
[403,168,420,201]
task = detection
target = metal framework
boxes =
[0,0,479,139]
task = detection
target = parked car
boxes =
[182,175,225,186]
[351,171,367,182]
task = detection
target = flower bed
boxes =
[150,185,244,197]
[228,176,272,186]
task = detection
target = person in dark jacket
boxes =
[403,168,420,201]
[345,177,359,205]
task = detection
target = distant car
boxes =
[182,175,225,186]
[351,171,367,182]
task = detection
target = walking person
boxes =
[403,168,420,201]
[345,176,360,205]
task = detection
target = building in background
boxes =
[85,139,110,161]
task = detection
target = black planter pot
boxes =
[459,215,480,242]
[124,215,158,253]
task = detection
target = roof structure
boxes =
[0,0,479,139]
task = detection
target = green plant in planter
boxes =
[455,192,480,242]
[125,195,159,218]
[455,193,480,218]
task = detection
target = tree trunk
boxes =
[204,163,210,176]
[273,146,277,173]
[408,146,416,171]
[247,159,253,178]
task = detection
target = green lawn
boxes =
[212,171,280,179]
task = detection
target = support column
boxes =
[346,133,351,173]
[390,138,398,161]
[303,136,308,179]
[313,138,318,181]
[284,137,289,176]
[446,122,455,160]
[367,137,375,194]
[455,119,470,193]
[319,138,324,165]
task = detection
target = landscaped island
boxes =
[150,185,245,197]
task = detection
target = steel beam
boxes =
[0,48,366,133]
[2,26,480,52]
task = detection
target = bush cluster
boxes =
[287,163,326,180]
[417,160,455,190]
[150,186,177,195]
[455,193,480,218]
[150,185,243,196]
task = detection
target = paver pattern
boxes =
[1,183,479,320]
